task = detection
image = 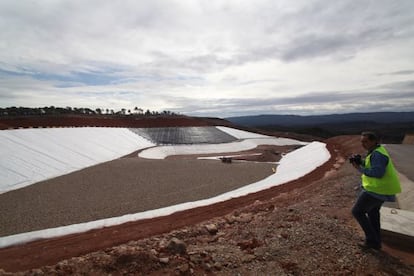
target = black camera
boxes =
[349,154,362,165]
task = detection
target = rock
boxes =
[235,213,253,223]
[166,238,187,255]
[159,257,169,264]
[28,268,44,275]
[213,261,223,271]
[150,249,158,256]
[241,254,256,263]
[178,263,190,273]
[225,215,237,224]
[202,262,212,272]
[278,232,289,239]
[189,254,202,264]
[205,223,218,235]
[237,238,262,251]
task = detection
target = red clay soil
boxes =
[0,115,233,130]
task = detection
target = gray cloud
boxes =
[168,87,414,117]
[2,0,413,70]
[219,90,414,108]
[389,70,414,76]
[0,1,414,116]
[380,80,414,91]
[273,1,414,62]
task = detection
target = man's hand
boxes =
[351,161,361,170]
[349,154,363,170]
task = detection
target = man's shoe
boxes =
[358,242,381,251]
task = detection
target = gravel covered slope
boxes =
[0,158,274,237]
[0,136,413,275]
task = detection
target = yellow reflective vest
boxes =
[362,145,401,195]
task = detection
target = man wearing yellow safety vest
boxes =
[350,131,401,250]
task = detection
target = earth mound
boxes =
[0,115,232,130]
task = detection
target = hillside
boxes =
[0,117,413,274]
[226,112,414,143]
[226,112,414,126]
[0,134,413,274]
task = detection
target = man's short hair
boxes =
[361,131,380,142]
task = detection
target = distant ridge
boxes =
[226,112,414,143]
[226,112,414,127]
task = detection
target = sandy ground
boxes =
[0,138,413,274]
[0,157,275,236]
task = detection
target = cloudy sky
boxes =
[1,0,414,117]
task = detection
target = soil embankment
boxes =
[0,115,231,130]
